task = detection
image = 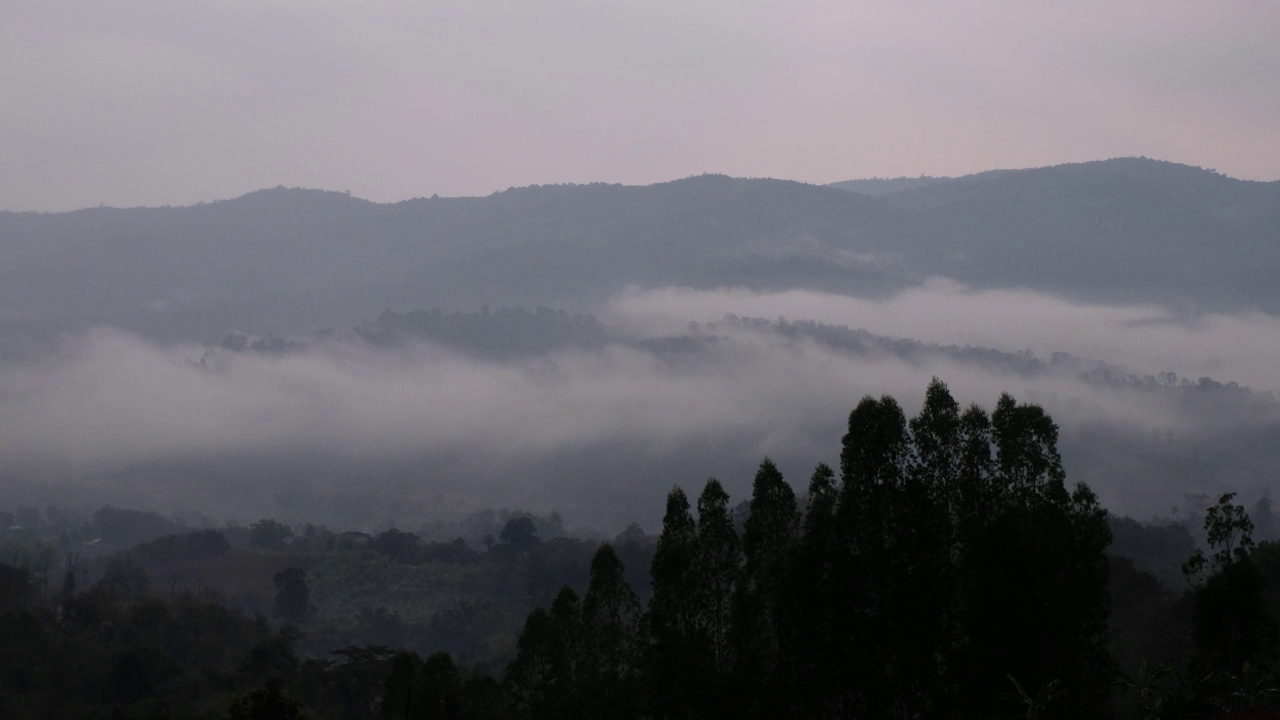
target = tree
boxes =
[886,379,961,717]
[833,394,911,714]
[694,477,740,704]
[505,609,554,718]
[613,522,655,599]
[991,392,1067,503]
[500,517,540,555]
[1185,493,1276,674]
[910,377,963,495]
[506,587,583,719]
[647,486,705,718]
[273,568,310,624]
[581,543,643,719]
[910,379,963,558]
[734,457,799,717]
[250,518,295,550]
[416,652,462,720]
[1185,492,1256,579]
[959,392,1111,719]
[371,528,424,564]
[839,395,910,496]
[545,587,585,717]
[790,464,840,716]
[955,402,996,535]
[816,386,1112,718]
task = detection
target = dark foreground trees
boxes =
[508,379,1116,719]
[6,378,1275,718]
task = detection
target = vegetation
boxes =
[1,380,1278,717]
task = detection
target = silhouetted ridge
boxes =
[0,157,1277,342]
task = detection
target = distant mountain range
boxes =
[1,157,1276,341]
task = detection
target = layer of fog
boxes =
[2,280,1278,531]
[606,280,1280,394]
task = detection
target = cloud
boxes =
[605,281,1280,394]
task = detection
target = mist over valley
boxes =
[8,4,1280,715]
[2,157,1277,532]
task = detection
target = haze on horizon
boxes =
[4,1,1279,212]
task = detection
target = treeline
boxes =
[2,380,1279,718]
[499,379,1113,719]
[490,381,1280,719]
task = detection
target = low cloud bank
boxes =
[606,280,1280,393]
[1,280,1277,527]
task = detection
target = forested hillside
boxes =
[3,160,1279,717]
[1,158,1276,342]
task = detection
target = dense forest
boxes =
[3,380,1277,718]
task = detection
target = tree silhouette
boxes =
[734,457,799,717]
[500,517,541,555]
[647,486,705,718]
[694,477,740,708]
[1186,493,1276,675]
[581,543,642,718]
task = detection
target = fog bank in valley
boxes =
[607,282,1280,393]
[1,281,1276,531]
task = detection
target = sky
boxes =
[3,1,1279,211]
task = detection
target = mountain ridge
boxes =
[6,157,1273,216]
[1,157,1276,341]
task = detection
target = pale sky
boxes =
[3,0,1278,211]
